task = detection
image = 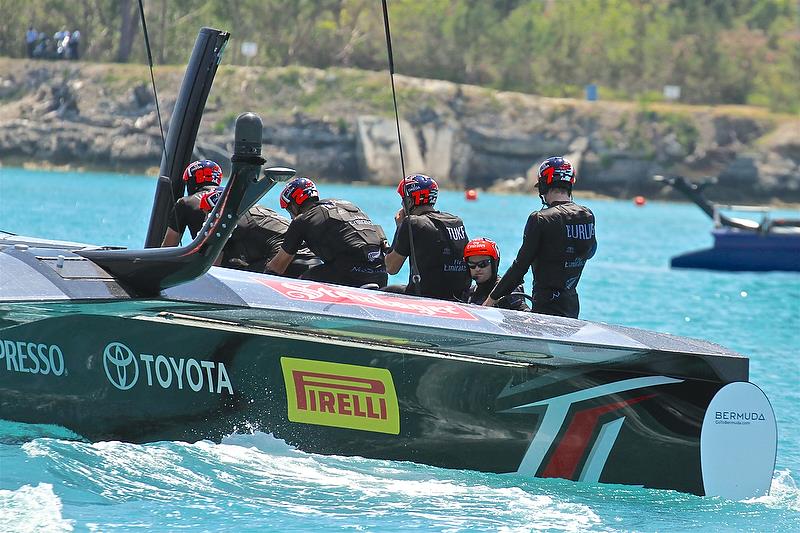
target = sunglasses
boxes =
[467,259,491,269]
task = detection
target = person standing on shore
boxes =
[25,26,38,58]
[69,30,80,60]
[483,156,596,318]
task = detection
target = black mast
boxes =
[143,27,230,248]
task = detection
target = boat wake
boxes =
[748,469,800,512]
[0,483,73,533]
[2,434,797,531]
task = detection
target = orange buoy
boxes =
[465,188,478,201]
[634,195,646,206]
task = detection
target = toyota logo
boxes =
[103,342,139,390]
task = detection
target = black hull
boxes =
[0,295,775,497]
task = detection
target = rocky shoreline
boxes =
[1,58,798,203]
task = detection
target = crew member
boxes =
[483,156,596,318]
[266,177,388,288]
[461,238,527,311]
[161,160,319,278]
[197,186,320,277]
[161,159,223,245]
[384,174,470,300]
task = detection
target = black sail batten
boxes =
[144,27,230,249]
[79,114,286,296]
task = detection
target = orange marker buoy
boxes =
[634,195,646,206]
[465,188,478,201]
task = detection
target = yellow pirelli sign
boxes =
[281,357,400,434]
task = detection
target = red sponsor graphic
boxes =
[541,394,655,479]
[294,370,387,420]
[255,278,477,320]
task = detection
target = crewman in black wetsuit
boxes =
[195,186,320,277]
[384,174,471,300]
[483,156,596,318]
[161,160,319,278]
[266,177,389,288]
[461,238,528,311]
[161,159,222,245]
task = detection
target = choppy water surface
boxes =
[0,167,798,531]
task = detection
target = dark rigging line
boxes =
[137,0,167,160]
[381,0,422,292]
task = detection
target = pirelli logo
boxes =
[281,357,400,434]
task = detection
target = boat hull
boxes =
[672,230,800,271]
[0,303,774,497]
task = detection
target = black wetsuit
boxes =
[463,278,528,311]
[168,186,216,238]
[491,200,596,318]
[169,196,319,278]
[221,206,319,277]
[391,208,471,301]
[281,199,388,288]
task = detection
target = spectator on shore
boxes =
[33,32,49,59]
[69,30,80,60]
[26,26,37,58]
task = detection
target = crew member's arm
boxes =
[161,202,185,247]
[483,213,541,306]
[267,216,304,275]
[161,227,181,247]
[266,248,295,275]
[385,251,406,275]
[386,211,410,275]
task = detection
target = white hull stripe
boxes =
[578,417,626,483]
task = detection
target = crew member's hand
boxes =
[482,297,497,307]
[394,208,406,226]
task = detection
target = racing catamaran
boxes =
[658,175,800,272]
[0,28,777,500]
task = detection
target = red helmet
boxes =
[397,174,438,206]
[183,160,223,194]
[536,156,575,193]
[280,177,319,210]
[463,238,500,261]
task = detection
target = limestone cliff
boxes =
[0,59,797,202]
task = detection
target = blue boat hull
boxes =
[672,230,800,272]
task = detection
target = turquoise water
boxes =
[0,167,798,531]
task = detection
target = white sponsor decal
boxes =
[102,341,233,395]
[0,338,65,376]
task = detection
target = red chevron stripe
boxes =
[541,394,655,479]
